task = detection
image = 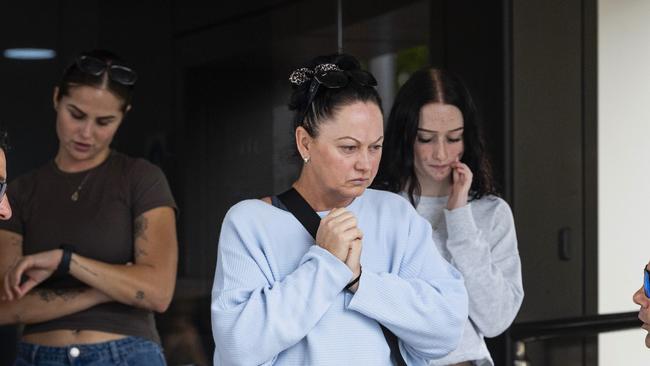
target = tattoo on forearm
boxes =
[71,258,98,277]
[36,288,86,303]
[135,290,145,301]
[134,246,148,259]
[54,288,85,301]
[10,236,22,247]
[134,216,149,241]
[37,289,54,302]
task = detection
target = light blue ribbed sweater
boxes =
[211,189,468,366]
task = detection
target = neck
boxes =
[55,148,110,173]
[293,172,355,211]
[414,175,452,197]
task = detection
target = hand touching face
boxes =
[446,159,473,210]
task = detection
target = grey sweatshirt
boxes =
[406,194,523,366]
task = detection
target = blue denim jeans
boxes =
[14,336,166,366]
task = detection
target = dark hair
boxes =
[57,49,135,111]
[288,53,383,138]
[374,67,497,205]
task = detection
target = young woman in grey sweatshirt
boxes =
[375,67,524,366]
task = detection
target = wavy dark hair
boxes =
[57,49,135,112]
[288,53,383,140]
[374,67,497,206]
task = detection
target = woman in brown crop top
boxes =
[0,50,177,365]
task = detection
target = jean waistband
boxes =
[16,336,161,364]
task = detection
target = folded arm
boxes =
[0,230,110,325]
[0,287,110,325]
[67,206,177,312]
[3,207,178,313]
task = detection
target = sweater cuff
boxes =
[306,245,354,289]
[345,270,391,317]
[444,204,478,241]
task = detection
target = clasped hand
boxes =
[315,208,362,291]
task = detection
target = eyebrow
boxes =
[336,136,385,144]
[67,104,85,115]
[68,104,117,120]
[417,127,464,133]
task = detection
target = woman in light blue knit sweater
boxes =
[376,68,524,366]
[211,54,469,365]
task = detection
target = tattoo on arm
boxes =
[52,288,87,300]
[71,258,98,277]
[10,236,22,247]
[134,246,148,259]
[36,288,86,303]
[37,289,53,302]
[135,290,145,301]
[134,215,149,241]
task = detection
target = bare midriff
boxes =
[22,330,127,346]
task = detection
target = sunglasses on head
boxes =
[76,55,138,86]
[301,65,377,123]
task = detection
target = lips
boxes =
[350,178,369,185]
[72,141,92,152]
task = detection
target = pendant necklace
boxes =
[55,155,97,202]
[70,171,92,202]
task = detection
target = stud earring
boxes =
[303,156,310,164]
